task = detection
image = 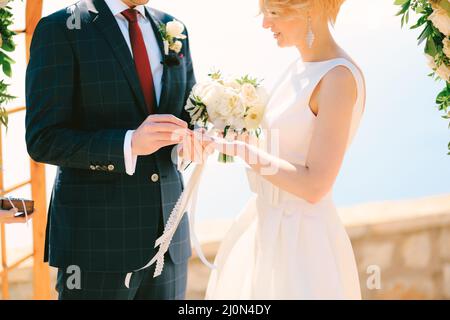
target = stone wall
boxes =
[2,194,449,300]
[186,194,450,300]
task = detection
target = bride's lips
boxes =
[273,32,281,39]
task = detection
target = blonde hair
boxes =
[260,0,346,24]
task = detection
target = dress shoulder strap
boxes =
[305,57,365,110]
[304,57,366,147]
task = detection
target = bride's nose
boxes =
[262,16,272,29]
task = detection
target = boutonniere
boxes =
[159,20,187,67]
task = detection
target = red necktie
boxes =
[122,9,155,114]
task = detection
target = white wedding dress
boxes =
[205,57,365,300]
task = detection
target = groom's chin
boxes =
[130,0,150,5]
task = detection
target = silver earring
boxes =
[306,15,315,49]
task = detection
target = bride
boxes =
[201,0,366,299]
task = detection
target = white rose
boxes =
[186,99,201,123]
[209,88,245,129]
[202,83,226,108]
[223,79,242,91]
[443,37,450,60]
[186,82,215,123]
[226,88,245,117]
[0,0,9,9]
[245,103,265,130]
[211,117,227,131]
[256,87,270,106]
[231,117,246,131]
[202,84,231,123]
[426,54,450,82]
[166,20,187,39]
[429,4,450,37]
[240,83,258,105]
[169,40,183,53]
[191,81,213,98]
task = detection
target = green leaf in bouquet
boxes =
[208,70,222,81]
[255,127,262,139]
[236,75,262,88]
[223,125,231,138]
[191,106,205,121]
[188,95,206,109]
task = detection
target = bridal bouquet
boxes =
[185,71,268,162]
[123,72,268,283]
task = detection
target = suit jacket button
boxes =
[108,164,115,171]
[151,173,159,183]
[95,165,102,171]
[90,165,96,170]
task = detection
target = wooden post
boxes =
[0,126,9,298]
[25,0,51,300]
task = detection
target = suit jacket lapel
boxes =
[146,8,170,114]
[90,0,148,116]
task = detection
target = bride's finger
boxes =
[196,127,207,135]
[224,131,237,141]
[201,133,215,143]
[236,132,250,144]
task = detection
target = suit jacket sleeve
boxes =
[25,17,128,173]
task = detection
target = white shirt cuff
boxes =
[124,130,138,176]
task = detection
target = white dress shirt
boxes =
[103,0,163,175]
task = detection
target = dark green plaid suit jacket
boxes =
[25,0,195,273]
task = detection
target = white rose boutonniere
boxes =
[166,20,187,40]
[159,19,187,66]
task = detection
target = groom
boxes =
[25,0,195,299]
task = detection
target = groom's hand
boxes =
[131,115,189,156]
[178,128,213,164]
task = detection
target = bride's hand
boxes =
[179,128,215,163]
[209,134,246,157]
[195,128,217,159]
[213,131,261,157]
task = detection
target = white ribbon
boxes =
[7,197,30,227]
[125,163,216,288]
